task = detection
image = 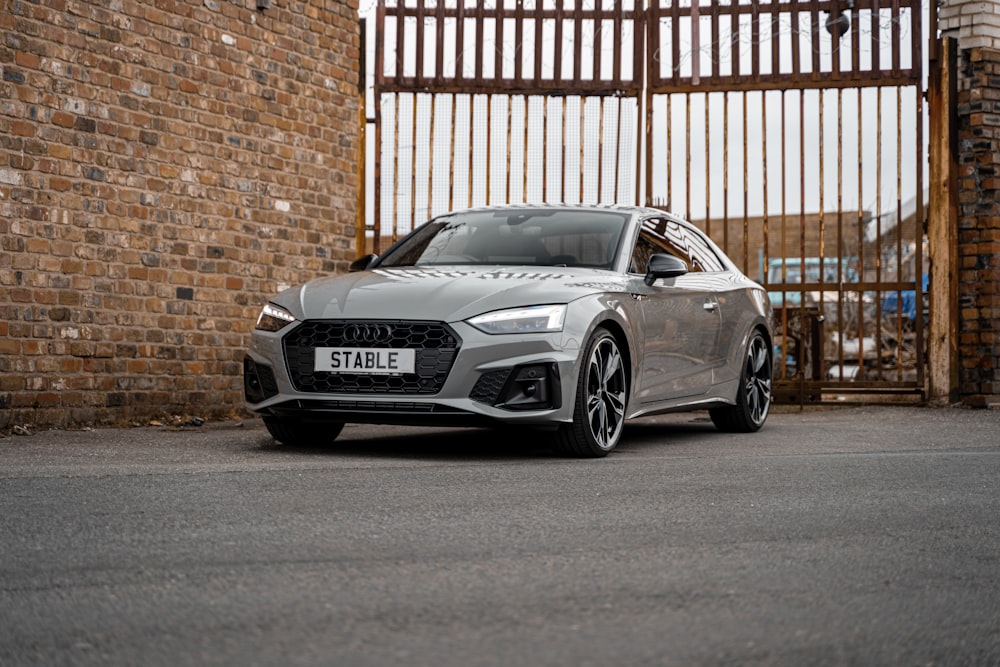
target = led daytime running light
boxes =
[467,305,567,334]
[256,304,296,331]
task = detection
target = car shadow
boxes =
[614,416,725,450]
[255,425,555,461]
[254,413,728,462]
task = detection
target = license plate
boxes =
[314,347,415,374]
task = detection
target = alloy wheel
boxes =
[585,336,627,449]
[744,333,772,427]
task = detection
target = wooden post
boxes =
[927,37,959,403]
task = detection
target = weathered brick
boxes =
[50,111,75,128]
[50,177,72,191]
[14,51,41,69]
[10,120,35,137]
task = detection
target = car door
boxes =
[629,218,724,402]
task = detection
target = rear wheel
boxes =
[710,329,772,433]
[263,417,344,446]
[555,328,628,458]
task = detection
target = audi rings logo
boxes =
[343,323,394,344]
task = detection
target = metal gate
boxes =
[369,0,933,402]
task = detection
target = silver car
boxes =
[244,205,773,457]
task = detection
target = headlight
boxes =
[467,305,567,334]
[255,303,296,332]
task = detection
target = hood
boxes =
[272,266,632,322]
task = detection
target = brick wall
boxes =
[0,0,359,429]
[955,46,1000,406]
[939,0,1000,52]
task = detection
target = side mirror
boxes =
[644,253,688,286]
[349,253,377,272]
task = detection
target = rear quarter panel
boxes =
[715,280,774,386]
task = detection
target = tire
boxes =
[263,417,344,446]
[555,327,628,458]
[710,329,772,433]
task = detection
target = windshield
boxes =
[377,209,629,269]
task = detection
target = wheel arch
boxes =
[554,316,632,457]
[709,321,773,433]
[593,317,633,388]
[738,319,774,383]
[736,315,774,365]
[561,294,641,417]
[753,320,773,356]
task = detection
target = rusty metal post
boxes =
[927,37,959,403]
[811,311,825,381]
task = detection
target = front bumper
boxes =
[244,320,584,427]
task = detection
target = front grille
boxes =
[283,320,461,394]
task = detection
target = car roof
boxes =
[434,203,672,219]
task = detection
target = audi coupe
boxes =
[244,205,773,457]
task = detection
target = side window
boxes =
[629,235,665,274]
[630,217,726,274]
[680,226,725,273]
[629,219,694,273]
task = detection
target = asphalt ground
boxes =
[1,405,998,666]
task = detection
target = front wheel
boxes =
[263,417,344,446]
[709,329,772,433]
[555,328,628,458]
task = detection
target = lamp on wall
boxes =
[257,0,271,10]
[825,0,854,42]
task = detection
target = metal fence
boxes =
[368,0,934,402]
